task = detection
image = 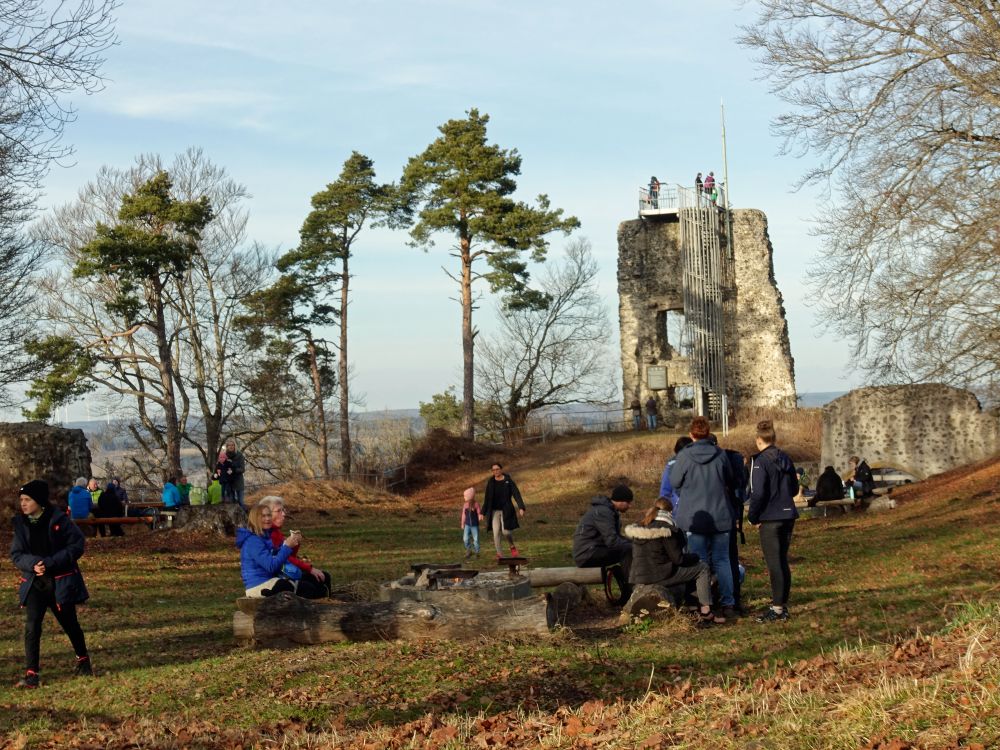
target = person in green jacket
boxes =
[177,474,192,507]
[206,473,222,505]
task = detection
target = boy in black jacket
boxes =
[748,420,799,623]
[10,479,93,687]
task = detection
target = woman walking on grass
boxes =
[481,462,526,560]
[10,479,93,688]
[748,420,799,623]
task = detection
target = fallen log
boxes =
[234,591,553,647]
[525,566,604,588]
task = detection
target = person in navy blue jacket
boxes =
[10,479,92,688]
[748,420,799,622]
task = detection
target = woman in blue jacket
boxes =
[10,479,92,688]
[748,420,799,623]
[235,504,302,597]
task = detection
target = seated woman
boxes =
[236,505,302,597]
[257,495,332,599]
[623,498,722,626]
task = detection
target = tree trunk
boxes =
[620,583,683,620]
[338,243,351,477]
[525,567,605,587]
[306,336,330,479]
[152,279,182,479]
[460,228,475,441]
[233,591,552,647]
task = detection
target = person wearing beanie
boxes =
[459,487,482,559]
[572,483,634,585]
[10,479,93,688]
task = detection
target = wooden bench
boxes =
[74,516,150,526]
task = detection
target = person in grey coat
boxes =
[669,416,736,616]
[572,485,634,578]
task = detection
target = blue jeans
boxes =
[647,414,657,430]
[463,524,480,553]
[687,531,735,607]
[632,414,641,430]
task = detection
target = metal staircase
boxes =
[677,186,730,420]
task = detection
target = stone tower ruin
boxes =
[619,183,796,420]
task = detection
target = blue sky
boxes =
[32,0,862,415]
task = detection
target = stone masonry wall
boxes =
[730,210,797,409]
[0,422,92,508]
[820,385,1000,479]
[618,208,796,413]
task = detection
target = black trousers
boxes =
[24,585,88,673]
[295,570,333,599]
[729,528,742,608]
[759,519,795,607]
[577,547,633,581]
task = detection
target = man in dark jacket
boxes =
[810,465,845,506]
[669,417,736,617]
[481,462,526,558]
[224,438,247,510]
[748,420,799,623]
[848,456,875,499]
[572,484,633,578]
[11,479,92,688]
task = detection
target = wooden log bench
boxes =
[525,565,629,605]
[233,590,553,647]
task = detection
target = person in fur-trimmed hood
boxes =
[624,498,723,625]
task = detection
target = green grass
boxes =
[0,434,998,748]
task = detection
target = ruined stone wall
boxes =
[0,422,92,507]
[730,210,797,409]
[617,208,796,412]
[820,385,1000,479]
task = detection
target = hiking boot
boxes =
[464,549,472,559]
[756,607,789,623]
[509,546,519,557]
[722,606,740,621]
[16,670,39,689]
[73,656,94,676]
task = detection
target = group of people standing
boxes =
[629,396,659,431]
[571,417,798,625]
[694,171,719,204]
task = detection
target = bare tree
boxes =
[28,149,276,483]
[740,1,1000,397]
[0,0,117,405]
[475,238,614,440]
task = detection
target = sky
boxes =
[23,0,863,417]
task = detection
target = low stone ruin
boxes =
[0,422,92,506]
[821,384,1000,479]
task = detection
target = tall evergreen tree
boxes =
[400,109,578,440]
[293,152,396,475]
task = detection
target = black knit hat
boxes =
[19,479,49,506]
[610,484,633,503]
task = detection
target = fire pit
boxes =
[380,561,533,603]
